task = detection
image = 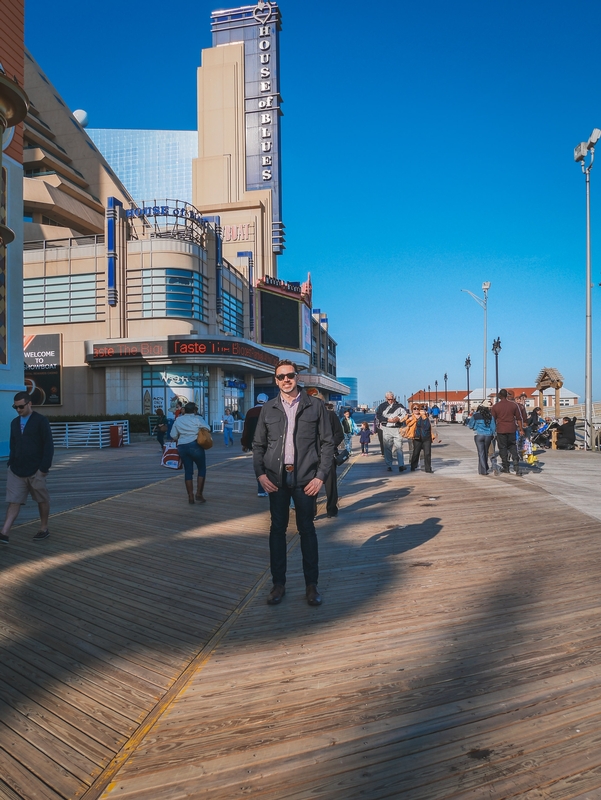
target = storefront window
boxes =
[142,365,209,419]
[224,373,246,417]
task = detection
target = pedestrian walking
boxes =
[222,407,235,447]
[170,402,211,503]
[467,401,497,475]
[153,408,169,449]
[253,359,335,607]
[341,409,358,454]
[407,405,435,473]
[1,391,54,543]
[375,392,407,472]
[324,402,344,518]
[491,389,524,475]
[241,393,269,496]
[359,421,372,455]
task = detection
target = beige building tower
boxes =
[193,2,284,281]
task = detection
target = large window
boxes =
[222,290,244,336]
[24,273,97,324]
[141,268,206,320]
[142,365,209,419]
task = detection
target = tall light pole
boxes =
[444,373,448,404]
[435,379,438,404]
[492,338,501,401]
[574,128,601,450]
[465,355,471,415]
[461,282,490,405]
[428,384,431,406]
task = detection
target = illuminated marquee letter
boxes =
[260,67,271,78]
[262,155,273,165]
[260,81,272,92]
[261,127,272,138]
[259,26,271,36]
[261,113,272,124]
[262,169,272,181]
[261,141,273,152]
[260,53,270,64]
[259,40,271,51]
[258,96,274,109]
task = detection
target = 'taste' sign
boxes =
[90,339,279,368]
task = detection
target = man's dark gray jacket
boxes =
[8,411,54,477]
[253,390,336,487]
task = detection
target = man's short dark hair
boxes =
[13,391,30,404]
[274,358,297,374]
[499,389,508,398]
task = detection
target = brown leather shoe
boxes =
[306,584,322,606]
[267,584,286,605]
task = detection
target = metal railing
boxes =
[211,421,244,433]
[49,420,130,448]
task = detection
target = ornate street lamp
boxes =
[574,129,601,449]
[465,355,471,415]
[492,338,501,400]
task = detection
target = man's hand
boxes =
[258,474,278,493]
[304,477,323,497]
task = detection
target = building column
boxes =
[208,366,224,426]
[105,365,141,414]
[244,373,254,412]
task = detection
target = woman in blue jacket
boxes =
[467,402,497,475]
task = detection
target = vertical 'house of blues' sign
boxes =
[211,2,285,254]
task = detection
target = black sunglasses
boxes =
[13,403,28,410]
[275,372,296,381]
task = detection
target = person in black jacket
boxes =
[324,402,344,518]
[1,392,54,543]
[556,417,577,449]
[241,393,269,496]
[253,360,335,607]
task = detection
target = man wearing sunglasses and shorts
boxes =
[1,392,54,543]
[253,360,335,607]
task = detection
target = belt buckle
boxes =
[285,464,294,472]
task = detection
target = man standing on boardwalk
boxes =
[491,389,524,475]
[376,392,407,472]
[253,360,335,607]
[1,392,54,543]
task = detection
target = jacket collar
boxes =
[272,388,312,413]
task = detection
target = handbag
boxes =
[161,443,183,470]
[335,448,350,467]
[196,426,214,449]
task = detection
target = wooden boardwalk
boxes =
[1,431,601,799]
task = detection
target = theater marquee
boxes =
[88,338,279,369]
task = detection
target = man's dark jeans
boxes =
[269,482,319,587]
[496,431,519,470]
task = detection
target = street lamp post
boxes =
[428,384,431,407]
[492,338,501,400]
[461,282,490,405]
[435,379,438,404]
[574,128,601,450]
[444,373,448,404]
[465,355,471,415]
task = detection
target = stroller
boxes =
[531,421,551,449]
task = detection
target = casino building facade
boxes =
[20,1,349,420]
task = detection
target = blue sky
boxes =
[26,0,601,404]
